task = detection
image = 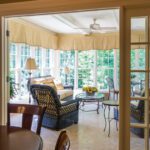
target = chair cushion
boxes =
[57,89,73,100]
[42,77,54,84]
[31,78,45,84]
[54,79,64,90]
[31,76,57,92]
[131,100,140,109]
[43,80,57,92]
[56,83,64,90]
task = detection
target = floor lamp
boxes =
[25,57,37,103]
[64,66,70,85]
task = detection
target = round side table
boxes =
[102,100,119,137]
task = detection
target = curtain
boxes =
[8,19,145,50]
[8,19,58,49]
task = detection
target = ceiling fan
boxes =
[74,18,117,33]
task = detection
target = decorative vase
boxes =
[86,91,95,96]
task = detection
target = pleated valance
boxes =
[8,19,58,49]
[58,33,119,50]
[131,31,146,49]
[8,19,145,50]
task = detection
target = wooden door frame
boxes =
[1,1,150,150]
[122,4,150,150]
[0,6,129,150]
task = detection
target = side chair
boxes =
[7,103,46,135]
[55,130,70,150]
[106,77,119,100]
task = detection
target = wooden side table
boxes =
[0,126,43,150]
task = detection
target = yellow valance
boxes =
[8,19,146,50]
[58,31,145,50]
[8,19,58,49]
[58,33,119,50]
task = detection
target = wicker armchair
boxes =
[30,84,79,130]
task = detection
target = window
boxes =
[43,48,51,76]
[59,50,117,89]
[97,50,114,89]
[35,47,42,67]
[20,44,30,67]
[45,49,50,67]
[130,48,146,90]
[35,47,42,77]
[9,43,119,95]
[9,43,17,79]
[60,50,75,85]
[9,43,54,97]
[78,50,94,88]
[131,49,145,70]
[20,44,30,93]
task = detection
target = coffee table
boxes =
[75,92,104,114]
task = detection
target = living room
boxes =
[7,8,147,150]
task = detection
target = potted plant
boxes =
[82,86,98,96]
[9,77,16,99]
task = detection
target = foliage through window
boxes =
[130,49,145,90]
[78,50,94,88]
[60,50,75,85]
[9,42,123,97]
[43,48,51,76]
[97,50,114,89]
[34,47,42,77]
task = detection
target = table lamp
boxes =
[25,57,37,103]
[64,66,70,85]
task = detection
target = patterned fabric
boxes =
[54,79,64,90]
[59,103,77,115]
[55,83,64,90]
[43,79,57,92]
[31,85,61,117]
[30,84,79,130]
[30,84,78,117]
[35,90,58,116]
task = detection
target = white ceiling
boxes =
[17,9,145,35]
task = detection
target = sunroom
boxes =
[7,8,146,150]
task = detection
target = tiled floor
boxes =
[10,102,145,150]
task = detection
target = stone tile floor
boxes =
[10,102,145,150]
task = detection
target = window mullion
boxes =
[114,49,118,90]
[93,50,97,87]
[74,50,78,89]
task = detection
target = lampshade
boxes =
[25,58,37,70]
[64,66,70,74]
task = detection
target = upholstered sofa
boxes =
[130,101,145,137]
[30,84,79,130]
[29,75,73,101]
[114,89,146,138]
[130,89,146,138]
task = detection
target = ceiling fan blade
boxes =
[73,28,90,30]
[100,27,117,30]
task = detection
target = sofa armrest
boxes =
[61,99,79,106]
[57,94,60,99]
[63,85,74,90]
[59,100,79,115]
